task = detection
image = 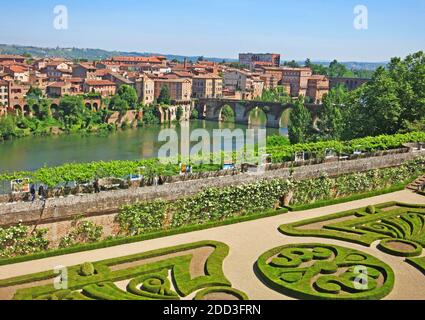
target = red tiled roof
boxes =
[48,82,68,87]
[95,69,110,76]
[7,65,28,73]
[85,80,116,86]
[109,56,163,64]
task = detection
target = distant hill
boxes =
[309,61,388,71]
[0,44,387,70]
[0,44,237,63]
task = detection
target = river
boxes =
[0,119,287,172]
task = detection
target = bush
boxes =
[366,205,376,214]
[59,217,103,248]
[79,262,95,276]
[0,223,49,258]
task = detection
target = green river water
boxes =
[0,117,287,172]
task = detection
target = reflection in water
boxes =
[0,119,287,172]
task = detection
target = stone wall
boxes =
[0,150,423,227]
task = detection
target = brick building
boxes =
[154,78,192,103]
[239,53,281,70]
[135,74,155,105]
[0,80,9,113]
[83,80,116,97]
[192,74,223,99]
[307,75,329,103]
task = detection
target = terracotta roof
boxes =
[77,63,97,70]
[193,73,222,79]
[95,69,110,76]
[48,82,68,87]
[170,71,193,78]
[0,54,25,60]
[85,80,116,86]
[7,65,28,73]
[109,56,163,64]
[68,77,85,83]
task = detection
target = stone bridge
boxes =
[8,98,103,117]
[194,99,322,128]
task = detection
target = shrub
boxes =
[79,262,95,276]
[366,205,376,214]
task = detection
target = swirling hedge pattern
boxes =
[256,244,394,300]
[280,202,425,259]
[0,241,248,300]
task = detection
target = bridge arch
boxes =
[219,104,236,123]
[248,107,267,127]
[279,108,292,128]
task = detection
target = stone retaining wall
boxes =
[0,150,423,226]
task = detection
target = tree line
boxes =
[288,51,425,144]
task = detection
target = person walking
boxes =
[38,185,45,201]
[30,184,36,202]
[93,179,101,193]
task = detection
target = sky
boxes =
[0,0,424,62]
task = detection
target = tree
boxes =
[27,86,43,100]
[284,60,300,68]
[176,106,183,121]
[116,85,138,109]
[328,60,353,77]
[305,58,312,67]
[157,86,171,105]
[317,85,347,140]
[0,116,16,140]
[57,96,87,129]
[109,96,129,114]
[260,86,291,104]
[142,105,160,125]
[288,97,313,144]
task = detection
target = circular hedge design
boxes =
[256,243,394,300]
[194,287,249,300]
[378,238,423,257]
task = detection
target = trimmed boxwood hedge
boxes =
[406,256,425,276]
[378,239,423,258]
[255,243,395,300]
[194,286,249,300]
[1,240,239,300]
[280,202,425,250]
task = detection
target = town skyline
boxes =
[1,0,424,62]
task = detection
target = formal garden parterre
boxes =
[256,243,394,300]
[278,202,425,274]
[0,240,249,300]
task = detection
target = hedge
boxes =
[406,257,425,276]
[194,286,249,300]
[286,183,406,211]
[3,240,238,300]
[256,243,395,300]
[279,202,425,256]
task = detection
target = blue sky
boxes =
[0,0,424,61]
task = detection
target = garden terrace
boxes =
[0,240,248,300]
